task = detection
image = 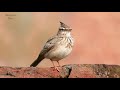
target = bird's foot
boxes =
[54,66,61,72]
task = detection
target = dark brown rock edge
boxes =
[0,64,120,78]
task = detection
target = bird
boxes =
[30,21,74,71]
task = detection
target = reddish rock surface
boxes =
[0,64,120,78]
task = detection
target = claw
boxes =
[54,66,60,72]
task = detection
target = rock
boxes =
[0,64,120,78]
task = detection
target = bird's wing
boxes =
[39,36,63,56]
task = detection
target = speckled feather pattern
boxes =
[30,22,74,67]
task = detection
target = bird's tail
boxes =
[30,54,45,67]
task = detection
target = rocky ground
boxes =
[0,64,120,78]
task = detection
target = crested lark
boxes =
[30,22,74,71]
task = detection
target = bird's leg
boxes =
[57,61,61,67]
[56,61,63,72]
[57,61,64,72]
[51,61,60,72]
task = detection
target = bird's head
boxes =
[59,21,72,31]
[57,22,72,37]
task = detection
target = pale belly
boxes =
[45,45,72,61]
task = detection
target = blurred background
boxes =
[0,12,120,67]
